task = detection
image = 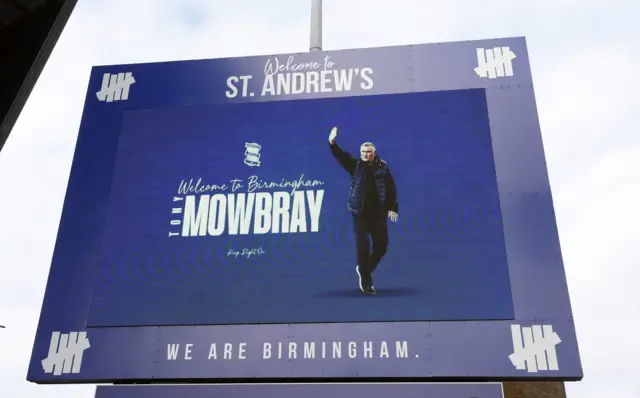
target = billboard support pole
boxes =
[310,0,322,51]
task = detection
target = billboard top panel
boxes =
[85,36,534,112]
[28,36,582,384]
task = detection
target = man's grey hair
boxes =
[360,142,376,150]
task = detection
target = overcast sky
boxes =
[1,0,638,397]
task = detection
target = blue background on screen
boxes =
[86,89,514,326]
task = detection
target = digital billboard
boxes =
[27,36,583,383]
[94,383,505,398]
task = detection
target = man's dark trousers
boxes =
[353,209,388,277]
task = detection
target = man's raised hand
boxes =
[388,211,398,223]
[329,126,338,144]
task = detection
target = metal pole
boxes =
[310,0,323,51]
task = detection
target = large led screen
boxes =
[89,89,513,326]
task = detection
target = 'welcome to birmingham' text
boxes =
[174,175,325,237]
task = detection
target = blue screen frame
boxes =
[27,36,583,383]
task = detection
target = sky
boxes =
[0,0,638,397]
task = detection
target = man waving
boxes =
[328,126,399,295]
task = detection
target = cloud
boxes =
[1,0,637,397]
[558,146,640,398]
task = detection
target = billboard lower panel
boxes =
[95,383,504,398]
[41,319,580,380]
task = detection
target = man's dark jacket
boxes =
[329,142,399,216]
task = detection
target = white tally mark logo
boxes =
[509,324,561,373]
[42,331,91,376]
[96,72,136,102]
[474,46,516,79]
